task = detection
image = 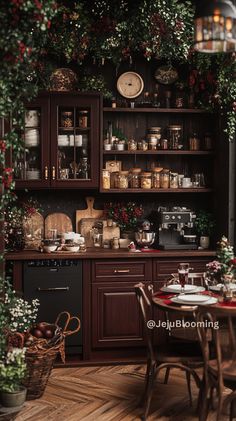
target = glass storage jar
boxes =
[78,110,88,128]
[189,133,200,151]
[130,168,141,188]
[167,125,182,150]
[117,171,129,189]
[137,139,148,151]
[160,169,170,188]
[140,172,152,189]
[170,172,179,188]
[128,138,137,151]
[152,167,163,188]
[61,111,73,128]
[102,170,110,189]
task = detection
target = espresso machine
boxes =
[155,206,197,250]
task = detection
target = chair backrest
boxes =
[134,282,155,360]
[169,272,206,287]
[196,305,236,389]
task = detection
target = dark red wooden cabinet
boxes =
[12,92,101,189]
[91,259,152,348]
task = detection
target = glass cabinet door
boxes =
[12,96,50,188]
[50,93,101,188]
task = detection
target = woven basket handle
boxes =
[55,311,81,337]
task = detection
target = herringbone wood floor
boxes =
[15,364,231,421]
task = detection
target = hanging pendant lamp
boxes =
[194,0,236,53]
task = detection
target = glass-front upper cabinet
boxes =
[12,95,50,188]
[50,92,101,188]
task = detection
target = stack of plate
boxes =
[26,169,40,180]
[170,294,218,305]
[25,129,40,146]
[58,135,69,146]
[161,284,205,294]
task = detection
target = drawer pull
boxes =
[37,287,69,292]
[114,269,130,274]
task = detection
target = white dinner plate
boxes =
[161,284,205,294]
[170,295,218,306]
[209,283,236,292]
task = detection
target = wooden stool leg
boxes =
[142,363,156,421]
[186,370,193,406]
[164,367,170,384]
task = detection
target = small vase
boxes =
[0,386,27,407]
[200,236,210,249]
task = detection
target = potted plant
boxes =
[0,348,27,407]
[104,201,143,239]
[195,210,216,249]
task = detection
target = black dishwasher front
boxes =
[23,259,82,355]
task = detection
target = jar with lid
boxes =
[137,139,148,151]
[115,140,126,151]
[61,111,73,128]
[117,171,129,189]
[170,172,179,188]
[130,168,141,188]
[128,138,137,151]
[102,170,110,190]
[160,169,170,189]
[111,171,119,188]
[140,172,152,189]
[152,167,163,188]
[148,137,158,150]
[78,110,88,128]
[189,133,200,151]
[167,125,182,150]
[204,133,213,150]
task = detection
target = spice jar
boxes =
[167,125,182,150]
[78,110,88,128]
[152,167,163,188]
[161,138,168,150]
[138,139,148,151]
[140,172,152,189]
[160,169,170,188]
[61,111,73,128]
[117,171,129,189]
[128,138,137,151]
[102,170,110,189]
[170,172,179,188]
[115,140,126,151]
[130,168,141,188]
[204,133,213,150]
[189,133,200,151]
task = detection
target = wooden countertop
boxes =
[5,249,216,260]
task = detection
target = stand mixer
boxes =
[135,220,156,250]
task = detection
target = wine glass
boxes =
[178,263,190,295]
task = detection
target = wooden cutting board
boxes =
[23,211,44,250]
[45,213,73,238]
[76,197,103,233]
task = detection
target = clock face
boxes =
[117,72,144,99]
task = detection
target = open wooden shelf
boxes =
[103,107,213,114]
[100,188,214,193]
[102,150,214,155]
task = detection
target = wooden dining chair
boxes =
[135,282,202,421]
[196,304,236,421]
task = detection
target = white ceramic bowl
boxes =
[43,245,58,253]
[64,245,80,252]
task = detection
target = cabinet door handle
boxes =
[52,166,56,180]
[44,166,48,180]
[114,269,130,273]
[37,287,69,292]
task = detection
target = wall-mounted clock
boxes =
[116,71,144,99]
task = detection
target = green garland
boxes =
[0,0,56,367]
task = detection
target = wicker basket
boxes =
[22,311,80,400]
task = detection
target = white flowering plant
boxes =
[7,297,40,333]
[0,348,27,393]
